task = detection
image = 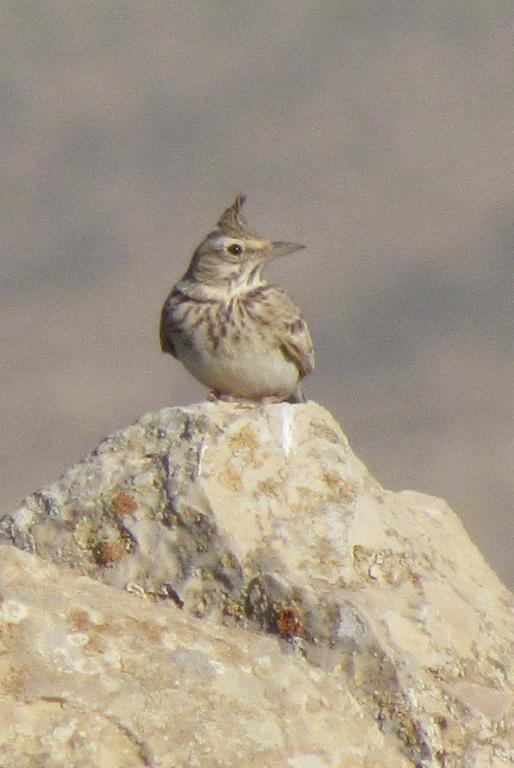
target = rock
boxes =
[1,402,513,766]
[0,545,412,768]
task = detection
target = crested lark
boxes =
[160,194,314,403]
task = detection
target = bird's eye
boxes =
[227,243,243,256]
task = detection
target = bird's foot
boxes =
[207,390,255,407]
[207,390,296,407]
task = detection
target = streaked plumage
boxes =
[160,194,314,403]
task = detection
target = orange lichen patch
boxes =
[93,539,127,567]
[410,571,423,589]
[67,609,94,632]
[127,617,164,644]
[322,471,357,502]
[309,419,340,444]
[427,666,445,682]
[230,423,260,449]
[2,668,32,698]
[227,424,264,466]
[295,485,319,500]
[112,492,138,516]
[275,605,306,640]
[218,462,243,492]
[254,478,283,499]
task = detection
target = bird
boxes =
[160,194,314,404]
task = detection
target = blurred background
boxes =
[2,2,513,586]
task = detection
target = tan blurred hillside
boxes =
[1,2,513,585]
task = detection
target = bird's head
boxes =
[185,194,305,290]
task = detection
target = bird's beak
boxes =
[270,241,306,259]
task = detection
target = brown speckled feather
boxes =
[159,288,182,357]
[245,286,314,377]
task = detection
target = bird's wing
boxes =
[160,290,179,357]
[263,288,314,378]
[280,315,315,378]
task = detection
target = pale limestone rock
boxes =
[0,546,413,768]
[1,402,513,766]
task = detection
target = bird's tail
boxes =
[286,384,306,404]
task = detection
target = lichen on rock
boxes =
[1,401,513,767]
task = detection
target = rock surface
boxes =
[0,545,413,768]
[1,402,513,767]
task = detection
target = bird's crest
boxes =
[214,193,260,239]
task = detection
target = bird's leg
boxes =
[207,390,254,405]
[208,390,303,407]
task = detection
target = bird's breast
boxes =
[167,293,299,399]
